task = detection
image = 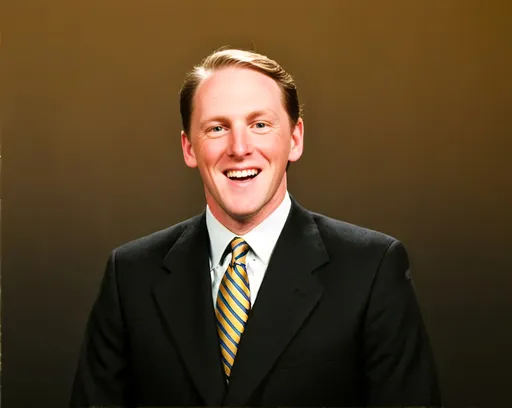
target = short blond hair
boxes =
[179,48,302,136]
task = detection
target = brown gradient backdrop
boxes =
[2,0,511,407]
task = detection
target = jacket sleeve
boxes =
[363,240,442,407]
[70,250,132,407]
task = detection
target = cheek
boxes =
[257,134,292,160]
[197,141,226,170]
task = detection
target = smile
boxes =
[224,168,260,181]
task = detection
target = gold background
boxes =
[2,1,511,406]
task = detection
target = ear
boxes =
[181,131,198,168]
[288,118,304,163]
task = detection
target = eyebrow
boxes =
[199,110,279,128]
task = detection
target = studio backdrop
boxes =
[2,1,511,407]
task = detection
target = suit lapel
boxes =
[224,198,330,405]
[151,214,226,406]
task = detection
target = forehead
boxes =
[192,67,284,118]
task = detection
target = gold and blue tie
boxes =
[216,237,251,379]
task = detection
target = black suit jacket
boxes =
[71,197,441,407]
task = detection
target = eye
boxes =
[206,125,227,137]
[252,121,272,133]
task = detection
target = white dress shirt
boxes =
[206,192,292,308]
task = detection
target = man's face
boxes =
[181,67,303,230]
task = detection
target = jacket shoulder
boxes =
[112,213,203,262]
[309,210,399,250]
[307,210,409,277]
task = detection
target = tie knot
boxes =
[230,237,249,265]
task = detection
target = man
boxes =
[71,48,441,407]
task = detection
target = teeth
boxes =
[226,169,259,179]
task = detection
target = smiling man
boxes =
[71,49,441,407]
[181,63,303,235]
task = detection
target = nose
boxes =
[227,125,253,158]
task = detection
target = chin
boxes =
[226,206,261,221]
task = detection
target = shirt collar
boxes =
[206,191,292,268]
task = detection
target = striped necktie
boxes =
[216,237,251,379]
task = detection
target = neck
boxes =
[207,181,287,235]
